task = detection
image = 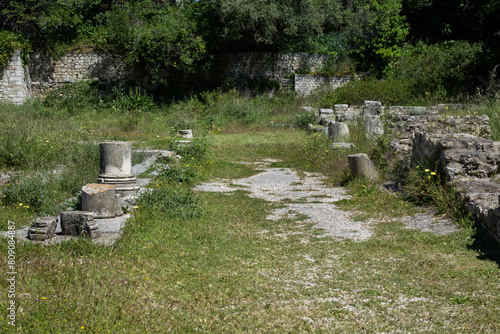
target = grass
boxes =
[0,88,499,332]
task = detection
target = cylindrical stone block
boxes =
[82,184,116,219]
[99,141,133,177]
[97,141,140,197]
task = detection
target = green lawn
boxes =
[1,128,499,333]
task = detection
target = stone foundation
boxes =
[412,132,500,243]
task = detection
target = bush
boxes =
[0,30,30,70]
[43,80,103,113]
[296,112,315,128]
[388,41,484,99]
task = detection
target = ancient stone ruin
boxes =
[97,141,140,198]
[304,101,500,243]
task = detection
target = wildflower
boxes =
[425,169,430,172]
[430,172,436,176]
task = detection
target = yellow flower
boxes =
[430,172,436,176]
[425,169,430,172]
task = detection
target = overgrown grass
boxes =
[0,86,499,332]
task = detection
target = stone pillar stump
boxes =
[97,141,139,197]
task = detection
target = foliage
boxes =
[101,1,205,85]
[295,111,315,129]
[0,30,30,70]
[138,186,202,219]
[344,0,409,74]
[43,80,103,113]
[402,162,473,227]
[212,0,342,50]
[388,41,484,98]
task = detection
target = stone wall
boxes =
[29,51,132,98]
[412,132,500,243]
[220,52,330,90]
[0,50,30,105]
[294,74,354,96]
[0,50,351,102]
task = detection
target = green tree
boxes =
[102,1,206,85]
[344,0,409,74]
[204,0,342,51]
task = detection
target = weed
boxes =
[139,187,202,219]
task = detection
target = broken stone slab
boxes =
[363,101,382,115]
[327,121,349,141]
[319,109,334,116]
[336,111,358,122]
[332,143,355,149]
[60,211,100,239]
[82,184,117,219]
[97,141,140,197]
[27,216,57,241]
[348,153,378,180]
[364,115,384,135]
[334,104,349,112]
[178,129,193,138]
[409,107,427,115]
[307,124,326,134]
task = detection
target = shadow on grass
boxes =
[468,222,500,268]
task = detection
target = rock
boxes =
[409,107,427,115]
[178,129,193,138]
[336,111,357,122]
[363,101,382,115]
[348,153,378,180]
[27,216,57,241]
[327,121,349,141]
[334,104,349,112]
[332,143,355,149]
[60,211,100,239]
[319,109,334,116]
[364,115,384,135]
[82,184,117,219]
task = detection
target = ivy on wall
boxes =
[0,30,31,71]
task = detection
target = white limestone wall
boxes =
[0,50,30,105]
[294,74,354,96]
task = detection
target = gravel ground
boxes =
[194,160,459,241]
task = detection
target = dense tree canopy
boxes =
[0,0,498,92]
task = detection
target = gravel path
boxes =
[194,160,458,241]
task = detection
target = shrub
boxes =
[388,41,484,99]
[296,111,315,128]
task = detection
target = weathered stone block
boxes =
[327,121,349,141]
[27,216,57,241]
[60,211,100,239]
[178,130,193,138]
[348,153,378,180]
[82,183,117,219]
[365,115,384,135]
[363,101,382,115]
[334,104,349,112]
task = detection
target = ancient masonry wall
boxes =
[0,50,30,105]
[0,50,351,102]
[29,51,132,98]
[294,75,354,96]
